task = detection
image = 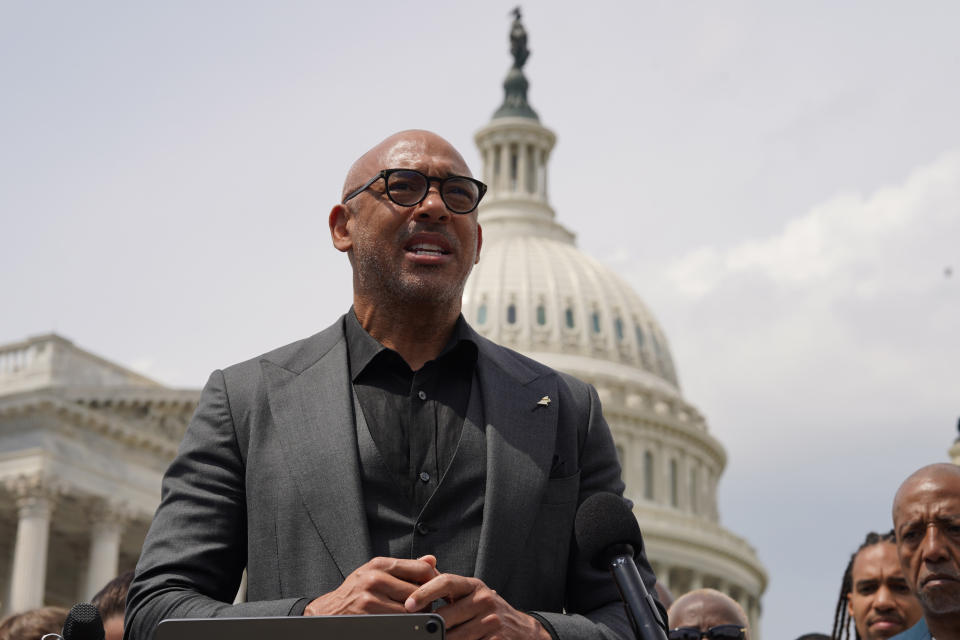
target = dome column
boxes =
[688,572,703,591]
[498,143,510,194]
[517,144,530,194]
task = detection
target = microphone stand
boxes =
[607,552,668,640]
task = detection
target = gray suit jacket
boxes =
[125,316,662,640]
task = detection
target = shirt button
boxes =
[416,522,430,535]
[417,390,427,400]
[419,471,430,483]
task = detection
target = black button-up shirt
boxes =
[345,310,477,510]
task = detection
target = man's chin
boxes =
[919,580,960,614]
[865,622,908,640]
[394,275,466,305]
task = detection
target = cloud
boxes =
[615,150,959,460]
[664,149,960,300]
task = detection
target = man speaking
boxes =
[124,130,661,640]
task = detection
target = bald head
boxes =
[668,589,749,639]
[893,463,960,523]
[341,130,472,202]
[892,462,960,630]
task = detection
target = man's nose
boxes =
[873,585,895,610]
[920,525,950,562]
[415,186,451,222]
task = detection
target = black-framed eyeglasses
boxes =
[341,168,487,214]
[668,625,746,640]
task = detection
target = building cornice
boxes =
[0,386,197,456]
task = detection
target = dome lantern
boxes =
[475,8,571,245]
[493,7,539,121]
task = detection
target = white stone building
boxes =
[462,12,767,634]
[0,334,196,614]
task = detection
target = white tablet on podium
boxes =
[155,613,445,640]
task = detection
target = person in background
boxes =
[0,606,68,640]
[92,571,135,640]
[890,463,960,640]
[831,530,922,640]
[667,589,748,640]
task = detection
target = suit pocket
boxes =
[542,470,580,505]
[507,471,581,611]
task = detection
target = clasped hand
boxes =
[304,556,550,640]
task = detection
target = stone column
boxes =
[82,502,128,600]
[746,596,760,640]
[657,563,672,591]
[7,475,59,612]
[517,144,529,195]
[688,571,703,591]
[0,532,13,616]
[534,148,544,197]
[482,147,492,186]
[497,144,510,194]
[714,578,729,597]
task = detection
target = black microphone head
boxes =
[62,603,104,640]
[575,492,644,570]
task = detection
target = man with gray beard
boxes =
[890,463,960,640]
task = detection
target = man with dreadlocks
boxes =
[831,531,922,640]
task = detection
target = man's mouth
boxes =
[921,572,960,588]
[406,243,450,256]
[868,615,904,629]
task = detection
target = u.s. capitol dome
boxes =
[462,13,767,634]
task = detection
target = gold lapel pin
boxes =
[537,395,551,407]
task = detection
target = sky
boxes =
[2,1,959,637]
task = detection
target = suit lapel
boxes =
[261,326,372,579]
[473,344,558,591]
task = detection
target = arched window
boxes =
[536,304,546,326]
[614,317,624,341]
[506,304,517,325]
[477,304,487,325]
[670,459,679,507]
[635,324,645,347]
[565,307,575,328]
[643,451,654,500]
[591,312,601,334]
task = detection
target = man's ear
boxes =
[329,204,352,253]
[474,223,483,264]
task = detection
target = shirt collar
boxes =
[345,307,477,380]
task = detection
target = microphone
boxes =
[60,603,105,640]
[575,492,667,640]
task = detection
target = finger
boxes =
[417,554,439,572]
[405,573,478,612]
[367,557,439,584]
[430,585,504,631]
